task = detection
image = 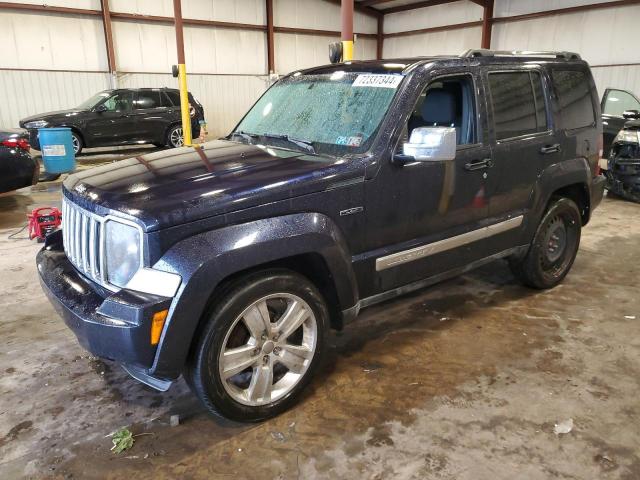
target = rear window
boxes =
[488,71,548,141]
[135,91,162,110]
[164,91,181,106]
[551,70,595,130]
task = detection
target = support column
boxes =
[481,0,494,49]
[341,0,354,61]
[376,14,383,60]
[266,0,275,74]
[173,0,192,147]
[100,0,117,88]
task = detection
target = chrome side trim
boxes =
[375,215,524,272]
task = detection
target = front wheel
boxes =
[186,270,329,421]
[71,132,83,155]
[509,197,581,289]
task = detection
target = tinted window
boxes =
[489,71,548,140]
[165,91,180,106]
[135,91,162,110]
[552,70,595,129]
[603,89,640,117]
[102,92,132,112]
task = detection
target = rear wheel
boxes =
[186,270,329,421]
[166,125,184,148]
[509,197,581,289]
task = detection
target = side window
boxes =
[488,71,548,141]
[101,92,132,113]
[165,91,181,106]
[603,89,640,117]
[551,69,595,130]
[402,76,476,147]
[134,91,162,110]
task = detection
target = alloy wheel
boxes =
[71,135,80,154]
[170,127,184,147]
[218,293,318,406]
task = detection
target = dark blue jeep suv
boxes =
[38,50,605,421]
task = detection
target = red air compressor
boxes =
[28,207,62,242]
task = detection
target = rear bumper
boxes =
[37,231,172,372]
[590,174,605,211]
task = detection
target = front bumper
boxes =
[604,157,640,202]
[37,231,172,371]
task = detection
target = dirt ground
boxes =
[0,161,639,479]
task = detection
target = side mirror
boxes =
[394,127,456,164]
[94,104,107,113]
[622,109,640,119]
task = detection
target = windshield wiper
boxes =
[262,133,316,154]
[230,130,258,143]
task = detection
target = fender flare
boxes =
[149,212,357,379]
[526,157,591,237]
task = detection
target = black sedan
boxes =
[19,88,205,155]
[0,129,39,194]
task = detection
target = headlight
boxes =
[104,220,142,288]
[24,120,49,129]
[615,129,640,144]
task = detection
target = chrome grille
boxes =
[62,198,105,286]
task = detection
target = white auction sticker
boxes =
[42,144,66,156]
[352,74,403,89]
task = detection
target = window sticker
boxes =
[335,135,363,147]
[352,74,403,89]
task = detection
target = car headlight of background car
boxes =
[104,219,142,288]
[615,129,640,144]
[24,120,49,129]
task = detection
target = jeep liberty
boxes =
[38,50,605,421]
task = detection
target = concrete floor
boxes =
[0,161,639,479]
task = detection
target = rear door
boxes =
[84,91,135,146]
[484,67,556,245]
[131,89,170,143]
[601,88,640,156]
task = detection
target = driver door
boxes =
[601,88,640,156]
[357,71,493,298]
[84,91,135,146]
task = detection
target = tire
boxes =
[166,125,184,148]
[509,197,581,289]
[71,132,83,155]
[186,270,329,422]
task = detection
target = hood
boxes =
[20,109,86,125]
[63,140,362,231]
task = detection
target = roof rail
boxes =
[461,49,581,60]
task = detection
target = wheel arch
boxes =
[149,213,357,379]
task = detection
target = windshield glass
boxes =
[77,91,112,110]
[233,72,404,156]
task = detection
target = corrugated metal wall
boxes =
[383,0,640,99]
[0,0,375,134]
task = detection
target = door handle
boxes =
[540,144,561,154]
[464,158,493,171]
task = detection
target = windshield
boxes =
[77,91,112,110]
[233,72,404,156]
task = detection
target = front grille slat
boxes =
[62,197,112,290]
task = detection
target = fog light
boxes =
[151,310,169,345]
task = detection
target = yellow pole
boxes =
[173,0,192,147]
[177,63,192,147]
[341,40,354,62]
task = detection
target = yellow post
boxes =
[177,63,192,147]
[173,0,192,147]
[341,40,354,62]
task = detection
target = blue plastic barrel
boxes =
[38,127,75,174]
